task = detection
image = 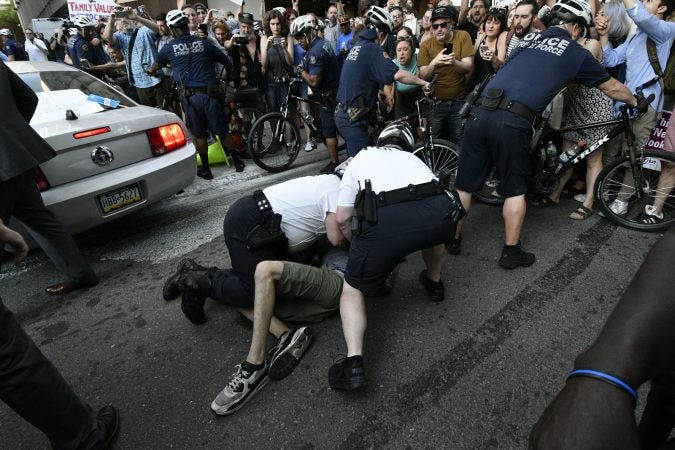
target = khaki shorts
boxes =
[273,262,343,323]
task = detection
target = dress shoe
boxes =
[162,258,208,301]
[45,280,99,296]
[94,405,120,449]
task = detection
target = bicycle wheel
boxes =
[471,164,505,206]
[594,151,675,232]
[230,106,263,149]
[248,112,301,173]
[412,139,459,186]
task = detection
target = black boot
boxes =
[181,273,211,324]
[162,258,208,301]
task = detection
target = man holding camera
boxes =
[147,9,243,179]
[104,6,166,107]
[225,13,263,90]
[418,5,474,145]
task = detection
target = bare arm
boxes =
[394,69,430,88]
[103,12,116,45]
[458,0,470,25]
[335,206,353,242]
[597,77,637,106]
[325,213,347,247]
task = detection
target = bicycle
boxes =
[223,86,265,155]
[470,94,675,231]
[247,76,326,172]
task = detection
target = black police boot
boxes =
[162,258,208,301]
[181,273,211,325]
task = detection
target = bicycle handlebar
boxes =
[635,93,655,115]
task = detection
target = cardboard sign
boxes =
[645,110,671,151]
[68,0,118,22]
[32,89,104,126]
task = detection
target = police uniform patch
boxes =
[81,43,89,51]
[382,51,390,59]
[310,55,316,64]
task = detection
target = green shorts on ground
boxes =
[273,262,343,323]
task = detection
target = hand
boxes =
[280,37,287,47]
[127,6,138,19]
[295,64,304,76]
[0,220,28,265]
[80,59,92,69]
[480,48,493,62]
[433,50,454,66]
[595,12,610,36]
[422,82,433,97]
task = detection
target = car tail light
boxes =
[34,167,50,191]
[146,123,187,156]
[73,127,111,139]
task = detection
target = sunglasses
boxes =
[489,7,507,16]
[396,35,413,42]
[431,22,449,29]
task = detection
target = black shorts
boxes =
[320,103,337,139]
[455,107,533,198]
[345,194,459,297]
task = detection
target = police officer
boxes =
[67,17,108,70]
[148,9,243,178]
[0,28,28,61]
[292,15,342,174]
[329,122,464,390]
[453,0,639,269]
[335,6,432,157]
[161,174,346,324]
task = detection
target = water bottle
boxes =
[545,141,557,169]
[555,140,585,173]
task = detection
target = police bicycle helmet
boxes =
[166,9,189,28]
[550,0,593,28]
[291,14,315,37]
[72,16,95,28]
[376,122,416,152]
[0,28,12,36]
[365,6,394,34]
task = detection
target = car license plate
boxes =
[98,184,142,214]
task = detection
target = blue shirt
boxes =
[303,37,340,94]
[337,31,354,54]
[489,27,609,114]
[67,34,106,69]
[603,1,675,112]
[4,37,28,61]
[113,25,160,88]
[336,37,398,108]
[156,34,230,87]
[0,51,8,62]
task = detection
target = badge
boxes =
[310,55,316,64]
[81,43,89,51]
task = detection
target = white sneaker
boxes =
[574,193,586,203]
[304,141,314,152]
[609,199,628,216]
[211,362,269,415]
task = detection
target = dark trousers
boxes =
[335,110,369,157]
[0,296,102,449]
[0,171,96,284]
[209,196,280,309]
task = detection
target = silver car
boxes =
[8,61,196,236]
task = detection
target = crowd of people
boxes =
[2,0,675,447]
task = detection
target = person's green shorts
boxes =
[273,261,343,323]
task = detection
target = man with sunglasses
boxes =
[418,5,474,145]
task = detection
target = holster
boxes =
[347,96,369,123]
[482,88,504,110]
[245,213,287,251]
[351,179,378,236]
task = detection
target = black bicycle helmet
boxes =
[377,122,415,152]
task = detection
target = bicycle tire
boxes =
[472,164,505,206]
[412,139,460,185]
[248,112,301,173]
[230,106,264,149]
[594,151,675,232]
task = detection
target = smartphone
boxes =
[114,6,128,18]
[273,37,282,46]
[198,24,208,34]
[480,44,489,53]
[444,43,453,54]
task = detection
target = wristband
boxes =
[567,369,638,403]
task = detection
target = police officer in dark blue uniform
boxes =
[453,0,639,269]
[292,15,342,174]
[148,9,243,179]
[0,29,28,61]
[335,6,432,157]
[67,16,108,70]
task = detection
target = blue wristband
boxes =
[567,369,638,402]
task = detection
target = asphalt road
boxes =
[0,153,664,449]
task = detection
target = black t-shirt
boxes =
[487,27,610,114]
[458,22,479,44]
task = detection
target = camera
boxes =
[234,35,249,45]
[273,37,282,46]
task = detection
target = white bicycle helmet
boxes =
[376,122,415,152]
[291,14,315,36]
[365,5,394,34]
[72,16,95,28]
[551,0,593,28]
[0,28,11,36]
[166,9,188,28]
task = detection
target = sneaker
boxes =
[181,273,210,324]
[608,199,628,216]
[574,193,586,203]
[95,405,120,449]
[445,237,461,255]
[498,246,535,270]
[211,361,270,415]
[269,327,313,381]
[640,205,665,224]
[197,168,214,180]
[304,141,314,152]
[418,270,445,302]
[162,258,208,301]
[320,161,338,174]
[328,355,367,390]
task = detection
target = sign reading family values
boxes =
[68,0,118,22]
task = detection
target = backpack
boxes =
[647,38,675,95]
